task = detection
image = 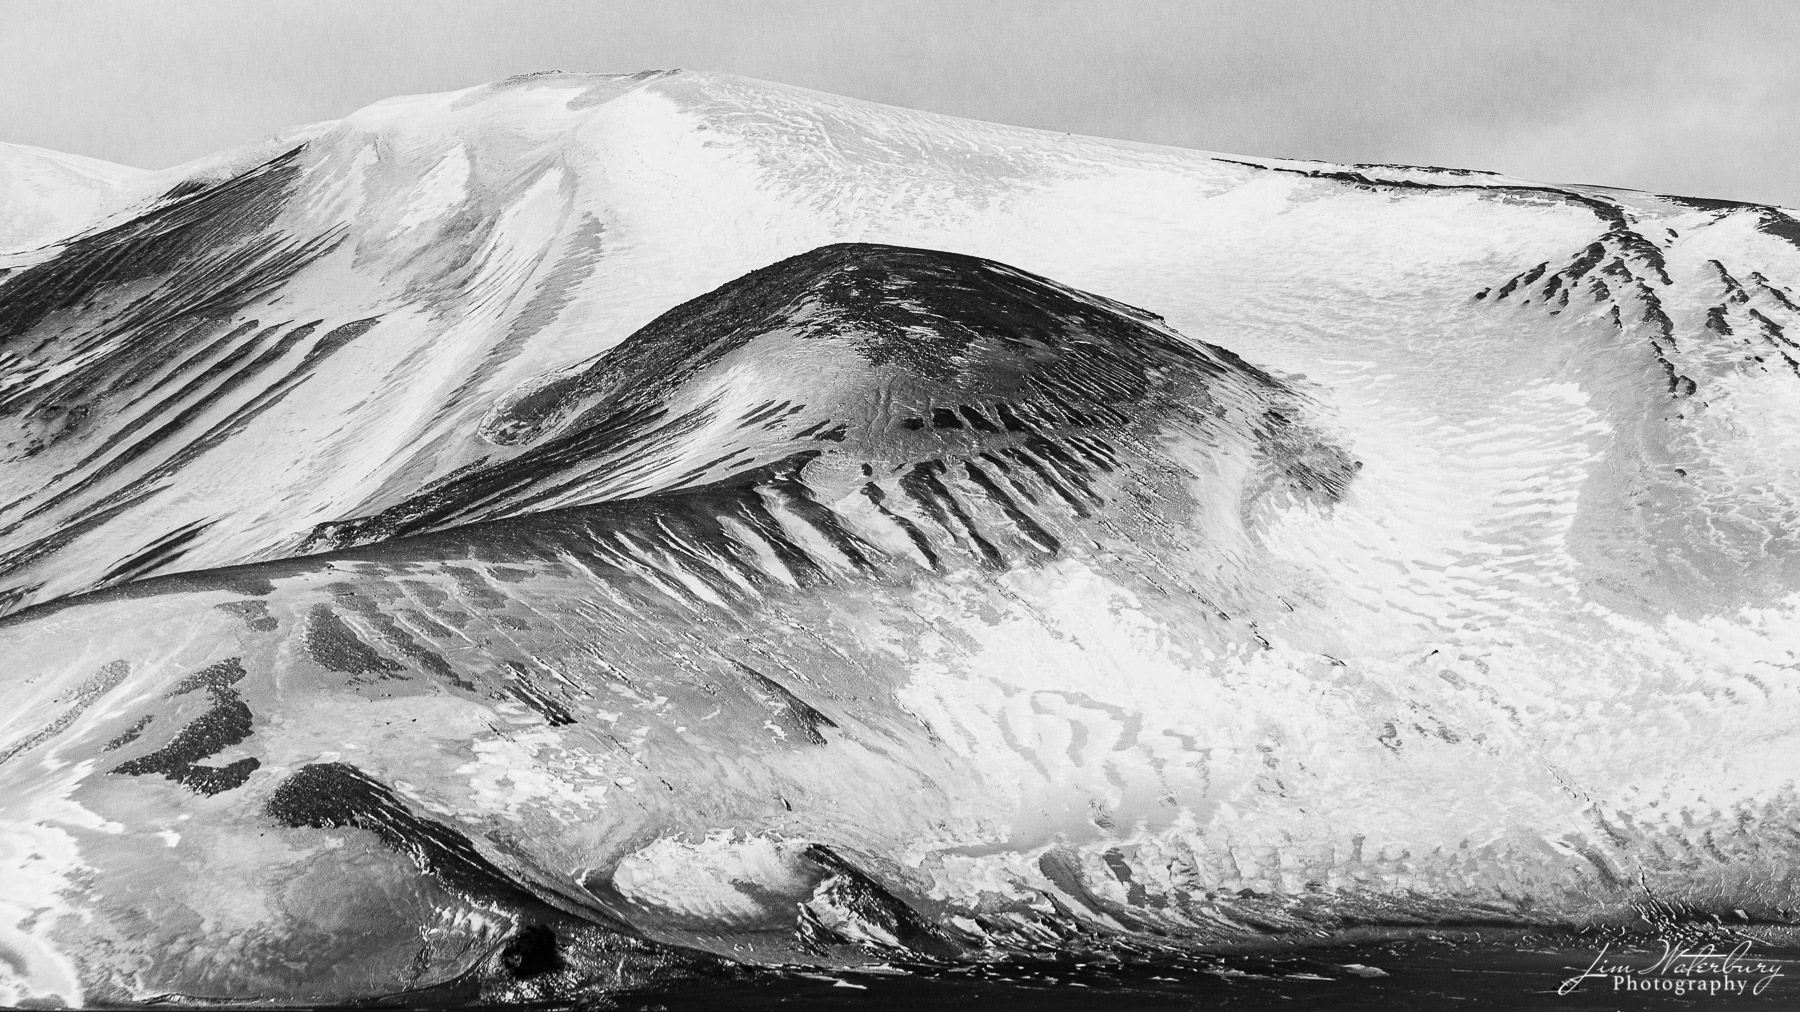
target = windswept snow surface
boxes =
[2,70,1800,1006]
[0,142,147,252]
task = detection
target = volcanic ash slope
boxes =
[1,70,1800,1006]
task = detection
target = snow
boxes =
[0,141,146,252]
[2,69,1800,1004]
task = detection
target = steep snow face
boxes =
[2,71,1800,1006]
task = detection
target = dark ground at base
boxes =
[138,937,1799,1011]
[604,938,1797,1012]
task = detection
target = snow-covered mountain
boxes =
[3,70,1800,1006]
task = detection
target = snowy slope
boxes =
[0,141,149,252]
[2,71,1800,1006]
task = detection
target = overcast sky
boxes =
[3,0,1797,207]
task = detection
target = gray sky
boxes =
[3,0,1797,207]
